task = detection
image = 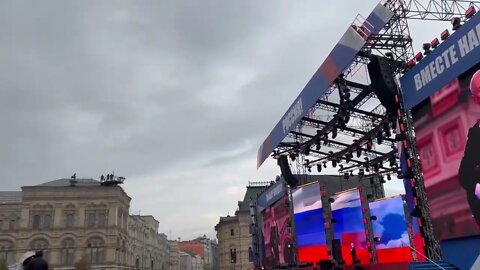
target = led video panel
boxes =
[369,196,413,263]
[331,189,368,265]
[410,64,480,240]
[292,182,328,263]
[262,195,294,266]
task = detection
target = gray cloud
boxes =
[0,0,407,239]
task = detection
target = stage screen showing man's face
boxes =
[369,196,413,263]
[262,195,294,267]
[331,189,368,265]
[292,182,328,263]
[411,64,480,240]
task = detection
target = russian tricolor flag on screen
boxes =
[292,183,329,263]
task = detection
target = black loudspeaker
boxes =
[367,55,398,113]
[318,260,333,270]
[332,239,344,264]
[277,155,298,187]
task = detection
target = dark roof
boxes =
[238,185,267,213]
[0,191,22,204]
[35,178,101,187]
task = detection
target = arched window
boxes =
[66,214,74,227]
[0,240,15,265]
[32,215,40,229]
[61,238,75,265]
[86,237,104,264]
[31,239,49,261]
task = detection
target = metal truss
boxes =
[404,0,480,20]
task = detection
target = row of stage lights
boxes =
[406,6,477,70]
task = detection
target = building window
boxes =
[88,213,96,227]
[43,215,52,228]
[230,229,234,236]
[0,241,15,265]
[98,213,107,227]
[32,215,41,229]
[61,238,75,265]
[86,238,104,264]
[66,214,74,228]
[9,220,15,230]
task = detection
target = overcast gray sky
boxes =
[0,0,449,240]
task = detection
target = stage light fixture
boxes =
[451,17,461,31]
[359,169,365,177]
[431,37,439,49]
[332,159,337,168]
[380,178,386,184]
[323,134,329,145]
[317,164,322,173]
[389,156,396,167]
[406,59,415,69]
[344,172,349,180]
[374,237,381,243]
[365,166,370,173]
[441,29,450,40]
[356,147,362,158]
[385,52,394,59]
[332,126,338,139]
[315,140,321,151]
[376,132,383,144]
[304,146,310,156]
[289,152,296,162]
[350,171,354,176]
[466,6,476,19]
[387,174,391,181]
[328,197,335,203]
[339,164,344,170]
[373,163,380,173]
[422,43,431,54]
[415,52,423,61]
[307,166,312,173]
[367,139,373,150]
[370,215,377,221]
[323,162,327,168]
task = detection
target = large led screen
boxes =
[292,182,328,263]
[331,189,368,265]
[369,196,413,263]
[412,63,480,240]
[262,195,294,267]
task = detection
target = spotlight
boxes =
[356,147,362,158]
[376,132,384,145]
[415,52,423,61]
[323,134,329,145]
[380,178,386,184]
[367,139,373,150]
[289,152,296,161]
[422,43,431,54]
[344,172,349,180]
[332,126,338,139]
[373,163,380,173]
[315,140,321,151]
[304,146,310,156]
[466,6,476,19]
[374,237,381,242]
[406,59,415,69]
[431,37,439,49]
[328,197,335,203]
[350,171,354,176]
[332,159,337,168]
[317,164,322,173]
[307,166,312,173]
[389,156,396,167]
[359,169,365,177]
[339,164,344,170]
[387,174,391,181]
[441,29,450,40]
[385,52,394,59]
[370,215,377,221]
[451,17,461,31]
[323,162,327,168]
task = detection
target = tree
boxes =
[74,256,91,270]
[0,259,8,270]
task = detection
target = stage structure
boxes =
[256,0,480,263]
